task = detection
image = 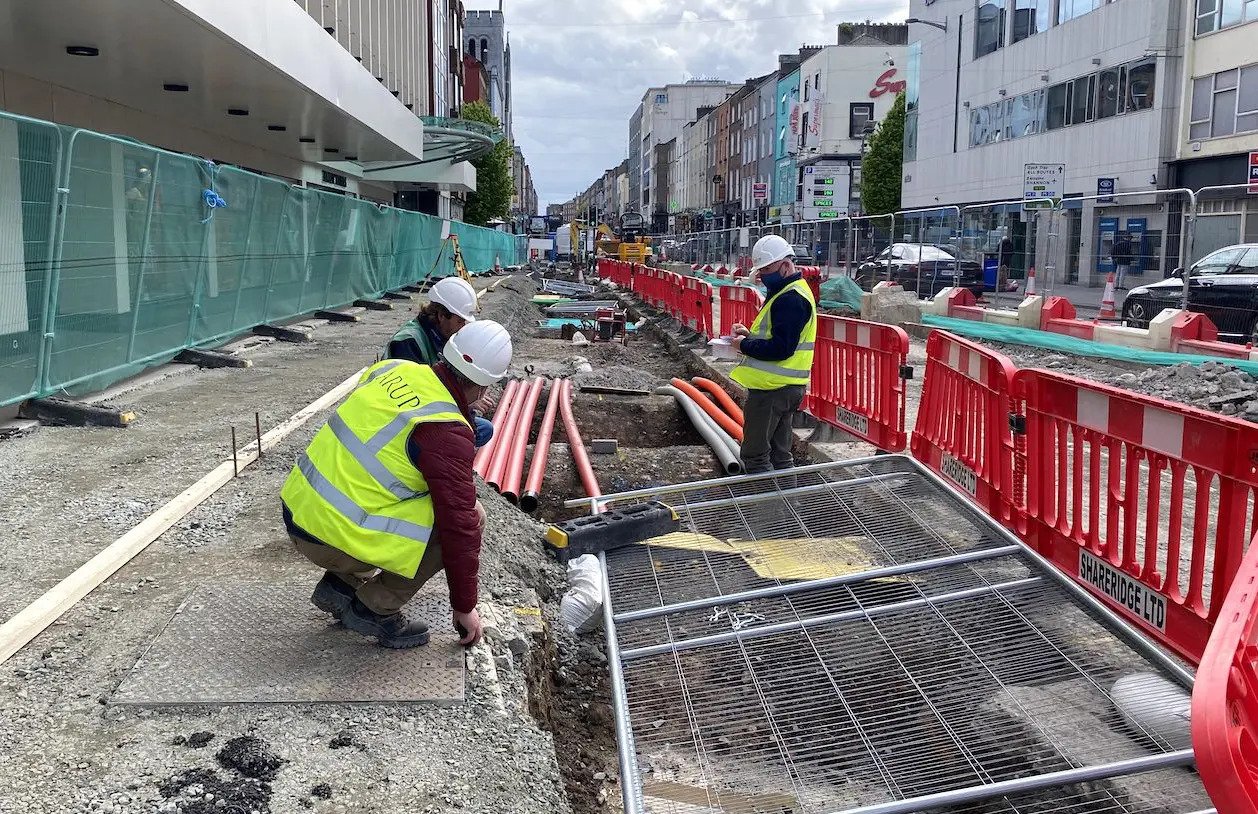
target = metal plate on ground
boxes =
[597,455,1211,814]
[114,581,464,706]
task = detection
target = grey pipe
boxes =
[659,385,742,461]
[656,385,743,475]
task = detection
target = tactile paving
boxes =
[113,581,464,705]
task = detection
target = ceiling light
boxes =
[163,83,189,92]
[324,147,339,154]
[268,125,287,132]
[344,155,358,161]
[65,45,99,57]
[227,108,249,116]
[299,137,316,144]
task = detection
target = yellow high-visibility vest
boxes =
[731,277,817,390]
[280,359,470,577]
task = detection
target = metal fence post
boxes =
[1181,192,1197,312]
[31,122,68,399]
[226,173,262,332]
[124,152,162,363]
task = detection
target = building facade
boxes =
[796,31,908,221]
[1170,2,1258,258]
[0,0,511,222]
[632,81,738,222]
[754,73,778,223]
[774,67,803,214]
[902,0,1184,285]
[465,8,511,142]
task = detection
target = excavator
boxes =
[590,212,653,264]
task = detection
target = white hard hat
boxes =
[429,277,479,321]
[443,320,512,386]
[749,234,795,272]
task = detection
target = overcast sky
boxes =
[466,0,908,211]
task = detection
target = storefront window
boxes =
[1126,59,1156,112]
[1096,68,1123,119]
[1047,83,1068,130]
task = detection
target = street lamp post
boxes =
[905,16,948,31]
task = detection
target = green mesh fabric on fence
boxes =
[0,112,524,406]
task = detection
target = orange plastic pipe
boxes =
[519,378,563,513]
[478,378,525,481]
[486,378,542,491]
[670,377,743,442]
[558,379,603,510]
[473,378,520,477]
[493,377,543,495]
[690,377,745,426]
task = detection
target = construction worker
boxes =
[386,277,494,448]
[729,234,817,474]
[281,320,513,649]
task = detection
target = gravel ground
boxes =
[0,279,585,814]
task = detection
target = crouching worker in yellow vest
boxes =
[281,320,513,649]
[729,234,817,474]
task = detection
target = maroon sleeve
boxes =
[409,421,481,614]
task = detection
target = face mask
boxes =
[760,266,784,287]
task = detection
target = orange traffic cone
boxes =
[1025,266,1037,296]
[1099,272,1117,318]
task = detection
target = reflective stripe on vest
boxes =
[731,277,817,391]
[281,359,470,577]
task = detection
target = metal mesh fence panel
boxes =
[0,112,520,407]
[0,113,62,405]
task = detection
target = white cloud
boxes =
[466,0,908,210]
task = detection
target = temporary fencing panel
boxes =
[808,316,910,451]
[1016,369,1258,665]
[717,284,763,337]
[910,330,1023,529]
[680,276,713,338]
[0,111,519,407]
[1193,530,1258,814]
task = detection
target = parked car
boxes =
[854,243,985,298]
[1122,243,1258,342]
[790,244,817,265]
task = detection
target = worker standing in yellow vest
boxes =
[729,235,817,474]
[281,320,513,649]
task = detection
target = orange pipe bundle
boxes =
[670,377,743,442]
[690,377,744,426]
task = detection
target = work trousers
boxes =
[291,534,445,616]
[739,384,806,474]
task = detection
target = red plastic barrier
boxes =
[1172,310,1253,360]
[910,331,1023,530]
[1016,369,1258,664]
[1040,296,1097,339]
[680,276,714,338]
[718,284,764,337]
[809,316,910,451]
[799,265,823,303]
[1193,530,1258,813]
[945,287,987,322]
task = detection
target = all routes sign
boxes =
[1023,163,1064,210]
[1249,151,1258,194]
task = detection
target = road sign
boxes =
[1249,151,1258,194]
[1097,177,1115,203]
[801,163,851,221]
[752,182,769,202]
[1024,163,1064,210]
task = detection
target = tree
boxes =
[461,101,513,226]
[859,92,905,217]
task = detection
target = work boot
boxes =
[341,598,430,649]
[310,572,355,619]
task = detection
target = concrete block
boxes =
[1016,295,1043,329]
[591,438,618,454]
[1093,324,1154,349]
[982,309,1020,327]
[1147,308,1183,351]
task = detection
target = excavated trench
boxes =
[498,289,748,814]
